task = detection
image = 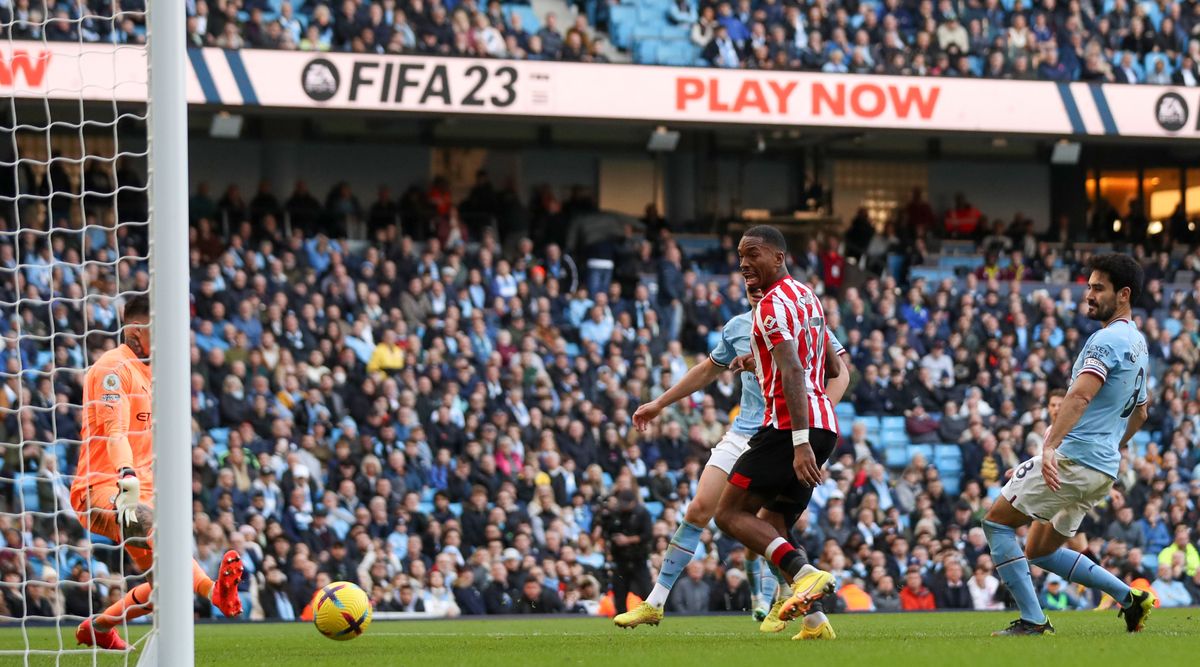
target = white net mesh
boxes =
[0,2,151,662]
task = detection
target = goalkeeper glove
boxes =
[115,467,140,528]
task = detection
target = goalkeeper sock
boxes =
[95,582,153,631]
[746,555,762,600]
[984,520,1047,624]
[193,559,214,599]
[645,521,703,608]
[1030,548,1132,606]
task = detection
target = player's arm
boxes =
[770,339,821,486]
[93,369,136,473]
[826,351,851,405]
[632,358,724,431]
[1118,393,1151,451]
[1041,372,1103,491]
[92,367,142,526]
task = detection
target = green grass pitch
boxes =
[1,609,1197,666]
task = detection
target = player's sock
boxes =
[645,521,703,608]
[193,558,214,599]
[803,609,829,628]
[94,582,153,631]
[766,537,807,580]
[771,561,793,587]
[1030,548,1133,606]
[983,520,1047,624]
[746,555,762,600]
[761,561,780,603]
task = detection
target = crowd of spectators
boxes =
[1,163,1200,623]
[10,0,1198,85]
[688,0,1200,82]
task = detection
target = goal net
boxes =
[0,2,190,664]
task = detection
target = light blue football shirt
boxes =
[709,312,764,435]
[1058,318,1148,479]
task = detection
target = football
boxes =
[312,582,373,641]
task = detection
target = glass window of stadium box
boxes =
[1144,169,1182,234]
[1091,170,1140,219]
[1188,169,1200,219]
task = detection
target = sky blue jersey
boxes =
[709,312,764,435]
[1058,318,1148,479]
[709,312,846,436]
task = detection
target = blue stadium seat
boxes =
[209,427,230,446]
[885,445,908,469]
[1144,52,1173,77]
[1132,430,1151,458]
[645,501,664,519]
[634,40,658,64]
[418,501,435,515]
[503,4,541,33]
[908,444,934,465]
[858,416,881,441]
[934,444,961,469]
[448,502,462,517]
[881,430,910,448]
[942,475,961,496]
[608,5,637,49]
[834,402,856,421]
[420,487,435,502]
[881,416,905,431]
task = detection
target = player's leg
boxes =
[71,485,137,650]
[745,552,764,617]
[774,429,839,624]
[983,494,1052,634]
[617,446,734,627]
[1023,468,1153,632]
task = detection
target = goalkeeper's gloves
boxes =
[115,467,140,528]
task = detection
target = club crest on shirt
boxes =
[102,373,120,391]
[761,315,780,333]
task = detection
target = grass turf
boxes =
[0,608,1196,666]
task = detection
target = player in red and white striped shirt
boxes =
[751,274,839,434]
[714,225,841,624]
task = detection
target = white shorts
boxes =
[1001,452,1114,537]
[706,431,751,475]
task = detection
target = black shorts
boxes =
[728,427,838,517]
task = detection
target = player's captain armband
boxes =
[102,373,121,391]
[1081,343,1116,377]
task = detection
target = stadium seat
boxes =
[448,502,463,517]
[881,416,905,431]
[908,444,934,465]
[881,430,910,448]
[608,5,637,49]
[885,445,908,468]
[418,501,435,515]
[645,501,664,520]
[1132,430,1151,458]
[933,444,961,468]
[1144,52,1173,77]
[502,4,541,33]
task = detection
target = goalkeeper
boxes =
[70,294,244,650]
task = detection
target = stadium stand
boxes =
[43,0,1182,83]
[2,153,1200,620]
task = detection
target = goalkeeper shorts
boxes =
[70,482,155,572]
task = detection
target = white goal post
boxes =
[146,0,193,665]
[0,1,190,665]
